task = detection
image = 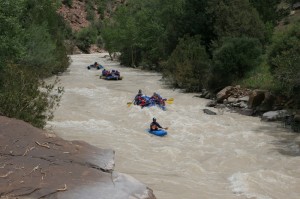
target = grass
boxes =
[238,61,279,91]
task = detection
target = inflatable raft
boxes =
[87,65,103,70]
[100,75,123,80]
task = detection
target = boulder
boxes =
[203,109,217,115]
[295,114,300,122]
[0,116,156,199]
[256,92,276,112]
[248,89,266,109]
[206,100,217,107]
[238,96,249,102]
[227,97,238,103]
[216,86,233,102]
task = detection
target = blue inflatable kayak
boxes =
[148,129,167,137]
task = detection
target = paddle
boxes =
[165,98,174,104]
[127,101,134,107]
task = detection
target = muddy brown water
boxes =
[46,53,300,199]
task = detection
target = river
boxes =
[46,53,300,199]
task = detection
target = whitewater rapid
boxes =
[46,53,300,199]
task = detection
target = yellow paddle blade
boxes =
[165,98,174,104]
[127,102,133,107]
[165,100,173,104]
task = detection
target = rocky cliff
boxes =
[57,0,126,32]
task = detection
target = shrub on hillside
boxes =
[0,0,69,127]
[163,35,211,92]
[210,37,262,90]
[75,27,98,53]
[0,65,64,128]
[268,22,300,104]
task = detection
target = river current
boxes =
[46,53,300,199]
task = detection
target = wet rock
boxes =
[227,97,238,103]
[0,116,156,199]
[200,89,209,98]
[216,86,233,102]
[248,89,266,109]
[206,100,217,107]
[238,96,249,102]
[256,92,276,112]
[203,109,217,115]
[236,108,254,116]
[261,110,289,121]
[295,114,300,122]
[204,92,211,99]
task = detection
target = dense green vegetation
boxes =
[268,22,300,106]
[0,0,70,128]
[98,0,299,107]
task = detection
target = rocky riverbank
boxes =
[0,116,156,199]
[199,85,300,132]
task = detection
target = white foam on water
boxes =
[47,53,300,199]
[228,172,272,199]
[228,170,299,199]
[65,87,107,98]
[48,119,116,133]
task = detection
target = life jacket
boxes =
[150,123,158,130]
[140,97,146,106]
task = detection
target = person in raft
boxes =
[134,89,144,105]
[150,118,168,131]
[150,92,165,106]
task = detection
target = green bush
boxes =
[268,22,300,98]
[75,27,98,53]
[86,2,95,21]
[0,0,69,127]
[21,0,71,77]
[21,24,56,76]
[0,65,64,128]
[163,35,211,92]
[239,60,278,90]
[211,37,262,90]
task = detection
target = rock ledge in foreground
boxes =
[0,116,156,199]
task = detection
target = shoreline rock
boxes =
[0,116,156,199]
[201,85,300,132]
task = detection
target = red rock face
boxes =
[57,0,92,31]
[57,0,126,32]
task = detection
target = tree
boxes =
[0,0,69,127]
[211,37,262,89]
[163,35,211,91]
[268,22,300,98]
[0,64,63,128]
[207,0,266,43]
[0,0,24,66]
[249,0,282,24]
[101,0,184,67]
[20,0,70,77]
